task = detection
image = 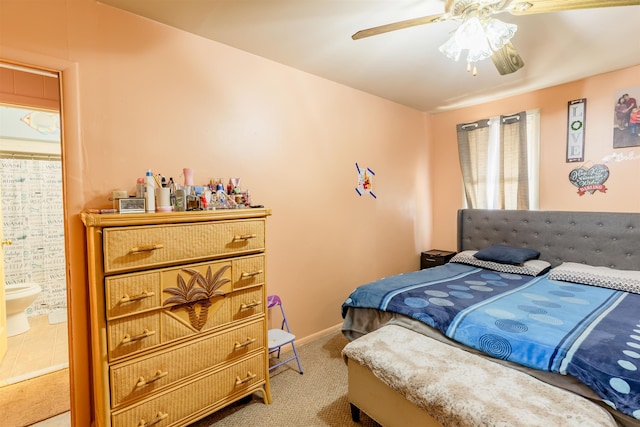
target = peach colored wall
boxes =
[1,1,431,425]
[429,65,640,252]
[4,1,639,425]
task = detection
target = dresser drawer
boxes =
[108,311,162,361]
[111,353,266,427]
[109,286,264,360]
[233,255,265,289]
[105,271,162,319]
[231,286,264,322]
[107,259,234,320]
[103,219,265,274]
[109,295,230,361]
[110,319,265,408]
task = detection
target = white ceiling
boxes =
[99,0,640,113]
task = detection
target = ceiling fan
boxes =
[353,0,640,76]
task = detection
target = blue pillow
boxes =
[473,244,540,265]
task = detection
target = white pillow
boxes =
[549,262,640,294]
[450,250,551,277]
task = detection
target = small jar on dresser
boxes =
[81,208,271,427]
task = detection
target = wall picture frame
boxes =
[613,86,640,148]
[566,98,586,163]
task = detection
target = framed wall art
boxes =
[613,85,640,148]
[566,98,586,163]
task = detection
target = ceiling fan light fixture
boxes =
[438,14,518,75]
[438,33,463,61]
[484,18,517,51]
[457,17,492,59]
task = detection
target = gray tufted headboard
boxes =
[457,209,640,270]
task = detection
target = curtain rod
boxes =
[460,123,479,130]
[502,114,521,122]
[460,112,525,130]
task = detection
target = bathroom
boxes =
[0,63,69,422]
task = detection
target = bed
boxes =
[341,209,640,427]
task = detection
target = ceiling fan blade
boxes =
[509,0,640,15]
[491,41,525,75]
[352,13,446,40]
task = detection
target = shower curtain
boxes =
[0,157,66,316]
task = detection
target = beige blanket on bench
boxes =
[342,324,617,427]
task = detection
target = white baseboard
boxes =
[296,322,343,346]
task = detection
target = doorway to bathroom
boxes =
[0,64,68,391]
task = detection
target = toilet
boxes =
[5,283,42,337]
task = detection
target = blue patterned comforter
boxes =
[341,262,640,418]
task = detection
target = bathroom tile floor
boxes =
[0,314,69,384]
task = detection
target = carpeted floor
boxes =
[21,330,381,427]
[190,329,381,426]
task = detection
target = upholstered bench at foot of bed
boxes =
[342,324,617,427]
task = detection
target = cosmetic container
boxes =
[136,178,145,198]
[145,169,155,212]
[175,188,186,211]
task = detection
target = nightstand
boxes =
[420,250,456,270]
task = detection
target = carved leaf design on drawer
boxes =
[163,265,231,331]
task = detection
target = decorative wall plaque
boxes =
[355,162,376,199]
[566,98,586,162]
[568,163,609,195]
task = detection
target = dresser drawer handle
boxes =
[234,337,257,349]
[240,300,262,310]
[235,371,257,385]
[233,234,257,241]
[120,290,155,304]
[129,244,164,254]
[240,270,263,278]
[136,370,168,388]
[136,411,168,427]
[121,329,156,345]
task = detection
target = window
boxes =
[457,110,539,210]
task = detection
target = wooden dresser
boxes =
[81,208,272,427]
